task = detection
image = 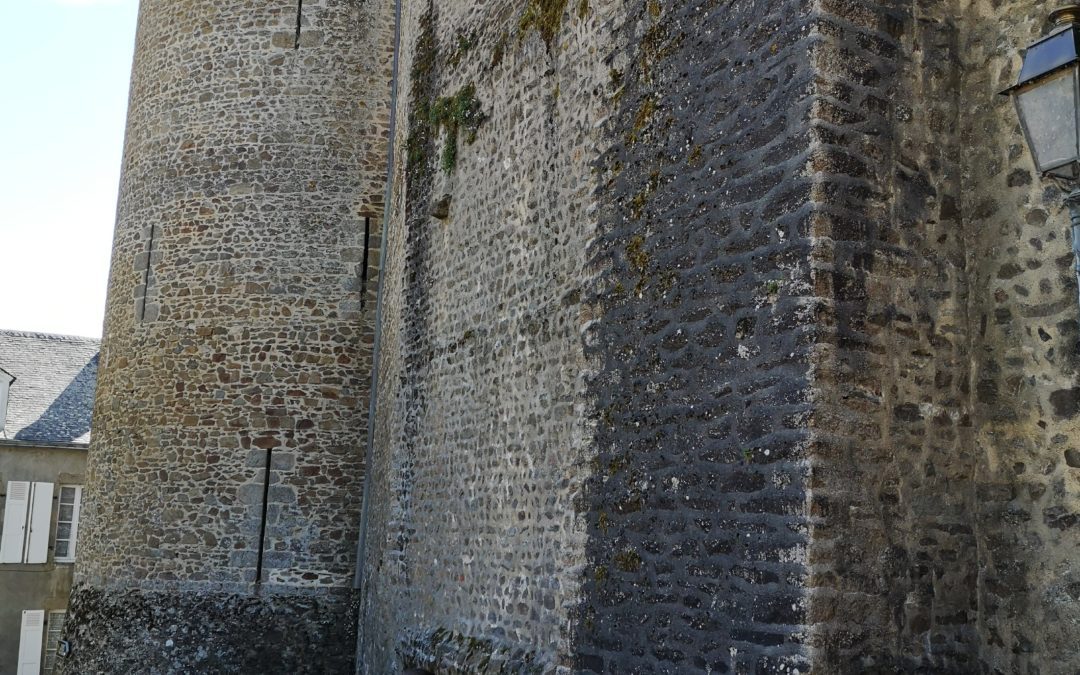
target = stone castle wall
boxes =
[357,0,621,670]
[359,0,1078,673]
[800,1,1079,672]
[361,0,821,670]
[61,0,393,672]
[961,2,1080,671]
[574,0,819,670]
[804,0,980,669]
[57,0,1079,672]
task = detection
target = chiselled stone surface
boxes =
[961,3,1080,672]
[62,585,358,674]
[61,0,1080,673]
[62,0,393,671]
[576,0,818,671]
[357,0,621,671]
[359,1,1078,673]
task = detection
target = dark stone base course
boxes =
[397,628,543,675]
[58,584,359,675]
[830,657,982,675]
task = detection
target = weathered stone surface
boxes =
[62,0,394,671]
[64,0,1080,673]
[801,1,983,670]
[359,1,1078,673]
[62,584,358,674]
[575,0,817,671]
[357,0,617,671]
[961,3,1080,673]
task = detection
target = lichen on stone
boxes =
[491,31,509,67]
[446,30,476,67]
[518,0,569,49]
[625,235,650,273]
[613,547,643,572]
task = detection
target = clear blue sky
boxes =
[0,0,139,338]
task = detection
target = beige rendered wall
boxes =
[0,444,86,674]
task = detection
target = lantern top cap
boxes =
[1052,6,1080,27]
[1002,19,1080,93]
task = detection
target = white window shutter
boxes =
[0,371,12,436]
[17,609,45,675]
[24,483,54,564]
[69,487,82,560]
[1,481,31,563]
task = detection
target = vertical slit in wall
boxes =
[254,448,273,585]
[360,216,372,310]
[140,223,156,322]
[294,0,303,49]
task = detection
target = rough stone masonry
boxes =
[62,0,1078,673]
[60,0,393,672]
[359,0,1078,672]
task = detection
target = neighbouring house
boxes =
[0,330,98,675]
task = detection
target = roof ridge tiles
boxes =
[0,329,101,343]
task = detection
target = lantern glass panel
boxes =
[1015,66,1080,174]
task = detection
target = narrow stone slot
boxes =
[254,447,273,585]
[139,223,156,322]
[360,216,372,309]
[294,0,303,49]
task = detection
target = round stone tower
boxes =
[60,0,392,671]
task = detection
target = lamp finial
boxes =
[1051,6,1080,27]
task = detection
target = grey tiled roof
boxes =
[0,330,100,447]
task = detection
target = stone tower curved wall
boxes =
[60,0,393,671]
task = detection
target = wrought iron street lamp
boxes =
[1004,6,1080,178]
[1003,6,1080,307]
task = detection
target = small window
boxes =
[43,610,66,674]
[53,486,82,563]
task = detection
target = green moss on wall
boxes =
[405,10,439,181]
[447,31,476,67]
[429,83,487,173]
